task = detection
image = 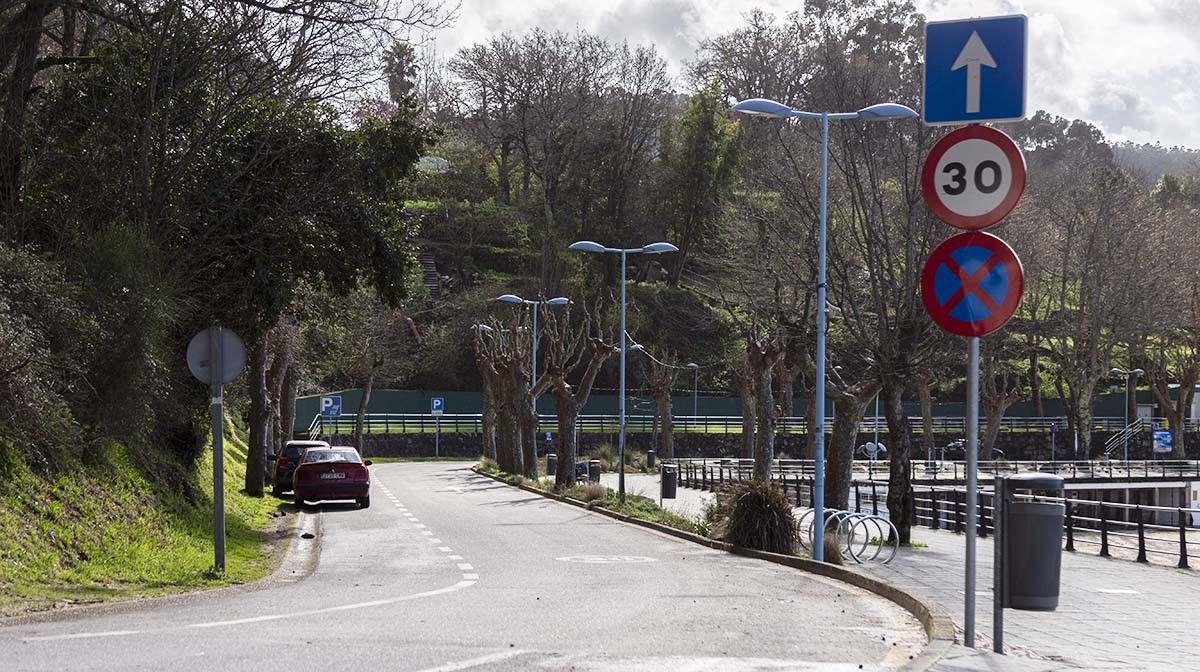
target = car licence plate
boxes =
[320,472,347,480]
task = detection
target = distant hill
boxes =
[1113,141,1200,187]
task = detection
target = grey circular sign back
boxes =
[187,327,247,385]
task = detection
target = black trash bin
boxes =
[647,449,656,468]
[588,459,601,482]
[1004,473,1065,611]
[660,463,678,500]
[547,453,557,477]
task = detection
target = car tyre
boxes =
[293,491,304,509]
[358,496,370,509]
[272,480,283,497]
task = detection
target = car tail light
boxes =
[349,466,369,482]
[276,457,290,468]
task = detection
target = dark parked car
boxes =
[272,440,330,496]
[292,446,372,509]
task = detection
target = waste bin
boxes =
[647,449,656,468]
[588,459,601,482]
[660,463,678,500]
[1004,473,1065,611]
[547,453,557,476]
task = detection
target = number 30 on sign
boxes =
[921,125,1026,230]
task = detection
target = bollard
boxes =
[647,449,656,469]
[980,490,989,538]
[1099,505,1110,557]
[547,453,557,477]
[930,491,940,529]
[871,481,879,516]
[1064,500,1075,552]
[1179,508,1191,570]
[855,483,862,513]
[1135,506,1147,564]
[588,459,601,483]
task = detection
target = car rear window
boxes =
[301,450,360,464]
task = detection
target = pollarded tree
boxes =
[644,352,679,460]
[535,302,617,489]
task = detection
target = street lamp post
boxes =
[687,362,700,422]
[568,240,678,503]
[732,97,916,562]
[1110,367,1145,462]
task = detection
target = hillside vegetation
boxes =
[0,422,283,617]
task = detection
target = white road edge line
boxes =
[462,573,479,580]
[457,563,473,570]
[412,649,529,672]
[23,581,478,642]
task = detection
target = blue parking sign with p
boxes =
[320,395,342,417]
[431,397,445,415]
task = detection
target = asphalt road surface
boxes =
[1,462,926,671]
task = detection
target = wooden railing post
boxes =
[1179,508,1191,570]
[1100,505,1110,557]
[1064,500,1075,552]
[1136,506,1148,564]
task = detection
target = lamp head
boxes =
[687,362,699,370]
[471,324,494,333]
[732,98,796,118]
[495,294,525,304]
[568,240,608,254]
[1110,367,1127,375]
[855,102,918,121]
[641,242,679,254]
[629,344,644,352]
[1132,368,1145,375]
[545,297,571,306]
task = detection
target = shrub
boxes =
[714,479,798,555]
[577,482,606,502]
[823,531,845,565]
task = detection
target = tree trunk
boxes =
[738,375,755,459]
[826,393,869,510]
[918,381,935,460]
[280,364,298,445]
[353,367,376,455]
[753,363,778,480]
[245,338,269,496]
[521,401,538,479]
[882,378,915,545]
[0,0,54,218]
[1028,341,1044,417]
[555,396,580,489]
[495,409,517,473]
[480,384,497,461]
[1068,377,1096,457]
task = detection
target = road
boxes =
[1,462,926,671]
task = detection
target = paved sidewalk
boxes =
[609,474,1200,670]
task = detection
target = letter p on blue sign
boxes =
[431,397,445,416]
[320,395,342,417]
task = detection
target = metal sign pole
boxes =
[435,415,441,457]
[210,329,226,573]
[965,336,980,646]
[993,475,1005,653]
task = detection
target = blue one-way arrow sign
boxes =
[924,15,1027,125]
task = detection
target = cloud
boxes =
[429,0,1200,148]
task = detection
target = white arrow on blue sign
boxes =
[431,397,445,415]
[923,14,1027,126]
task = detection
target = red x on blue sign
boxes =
[921,231,1024,337]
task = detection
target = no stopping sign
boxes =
[921,126,1026,230]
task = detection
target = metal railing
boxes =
[1103,418,1145,457]
[670,461,1200,569]
[668,457,1200,483]
[302,412,1180,440]
[910,486,1200,570]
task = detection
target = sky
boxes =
[423,0,1200,149]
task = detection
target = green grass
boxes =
[0,422,285,617]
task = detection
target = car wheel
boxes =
[272,481,283,497]
[358,496,370,509]
[293,492,304,509]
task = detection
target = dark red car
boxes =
[292,446,372,509]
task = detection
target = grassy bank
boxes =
[0,422,285,617]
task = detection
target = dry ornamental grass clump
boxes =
[713,479,798,555]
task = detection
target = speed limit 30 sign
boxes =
[921,125,1026,230]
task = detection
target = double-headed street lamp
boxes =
[732,97,917,561]
[1110,367,1145,462]
[494,294,571,391]
[568,240,678,503]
